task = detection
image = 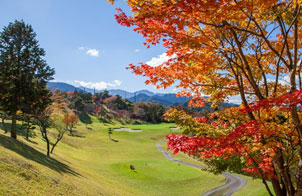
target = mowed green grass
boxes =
[233,175,272,196]
[0,117,227,196]
[160,140,271,196]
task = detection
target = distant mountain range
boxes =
[47,82,81,92]
[47,82,237,107]
[105,89,155,98]
[47,82,191,106]
[47,82,138,97]
[128,93,192,106]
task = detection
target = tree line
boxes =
[0,20,168,157]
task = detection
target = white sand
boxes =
[113,127,142,132]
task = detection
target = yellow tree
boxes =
[49,91,71,153]
[110,0,302,195]
[35,91,72,156]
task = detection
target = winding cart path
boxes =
[156,140,247,196]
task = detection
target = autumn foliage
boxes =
[111,0,302,195]
[64,114,79,134]
[166,91,302,179]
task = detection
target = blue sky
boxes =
[0,0,173,93]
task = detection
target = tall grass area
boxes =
[0,116,227,196]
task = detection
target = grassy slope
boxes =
[0,117,226,196]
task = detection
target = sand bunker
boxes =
[169,127,180,130]
[113,127,142,132]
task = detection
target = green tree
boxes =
[101,90,110,100]
[50,112,68,154]
[108,128,113,140]
[134,102,165,123]
[71,96,85,112]
[20,114,36,140]
[0,20,54,139]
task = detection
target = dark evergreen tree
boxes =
[71,96,85,112]
[0,20,55,139]
[101,90,110,100]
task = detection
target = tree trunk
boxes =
[276,150,295,196]
[295,159,302,196]
[69,127,73,135]
[272,178,287,196]
[45,134,50,157]
[26,129,29,140]
[1,115,7,133]
[11,112,17,139]
[26,119,29,140]
[288,42,302,195]
[50,134,64,154]
[42,127,50,157]
[50,140,59,154]
[261,177,274,196]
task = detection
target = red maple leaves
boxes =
[167,91,302,179]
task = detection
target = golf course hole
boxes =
[113,127,142,132]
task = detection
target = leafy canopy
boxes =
[110,1,302,196]
[0,20,54,139]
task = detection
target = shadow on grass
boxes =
[111,138,119,142]
[25,138,38,145]
[2,122,37,140]
[0,134,81,177]
[68,130,85,138]
[68,133,85,138]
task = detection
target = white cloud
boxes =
[279,75,299,86]
[86,49,99,57]
[113,80,122,86]
[135,49,141,52]
[267,75,298,86]
[78,46,100,57]
[146,52,176,67]
[73,80,122,90]
[228,95,242,104]
[78,46,87,50]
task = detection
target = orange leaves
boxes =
[164,96,297,180]
[188,98,206,107]
[240,90,302,113]
[110,0,302,185]
[116,8,122,13]
[63,114,78,126]
[107,0,114,4]
[63,113,79,131]
[111,0,296,110]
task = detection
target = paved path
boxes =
[156,140,247,196]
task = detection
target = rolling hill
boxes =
[128,93,191,106]
[47,82,237,107]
